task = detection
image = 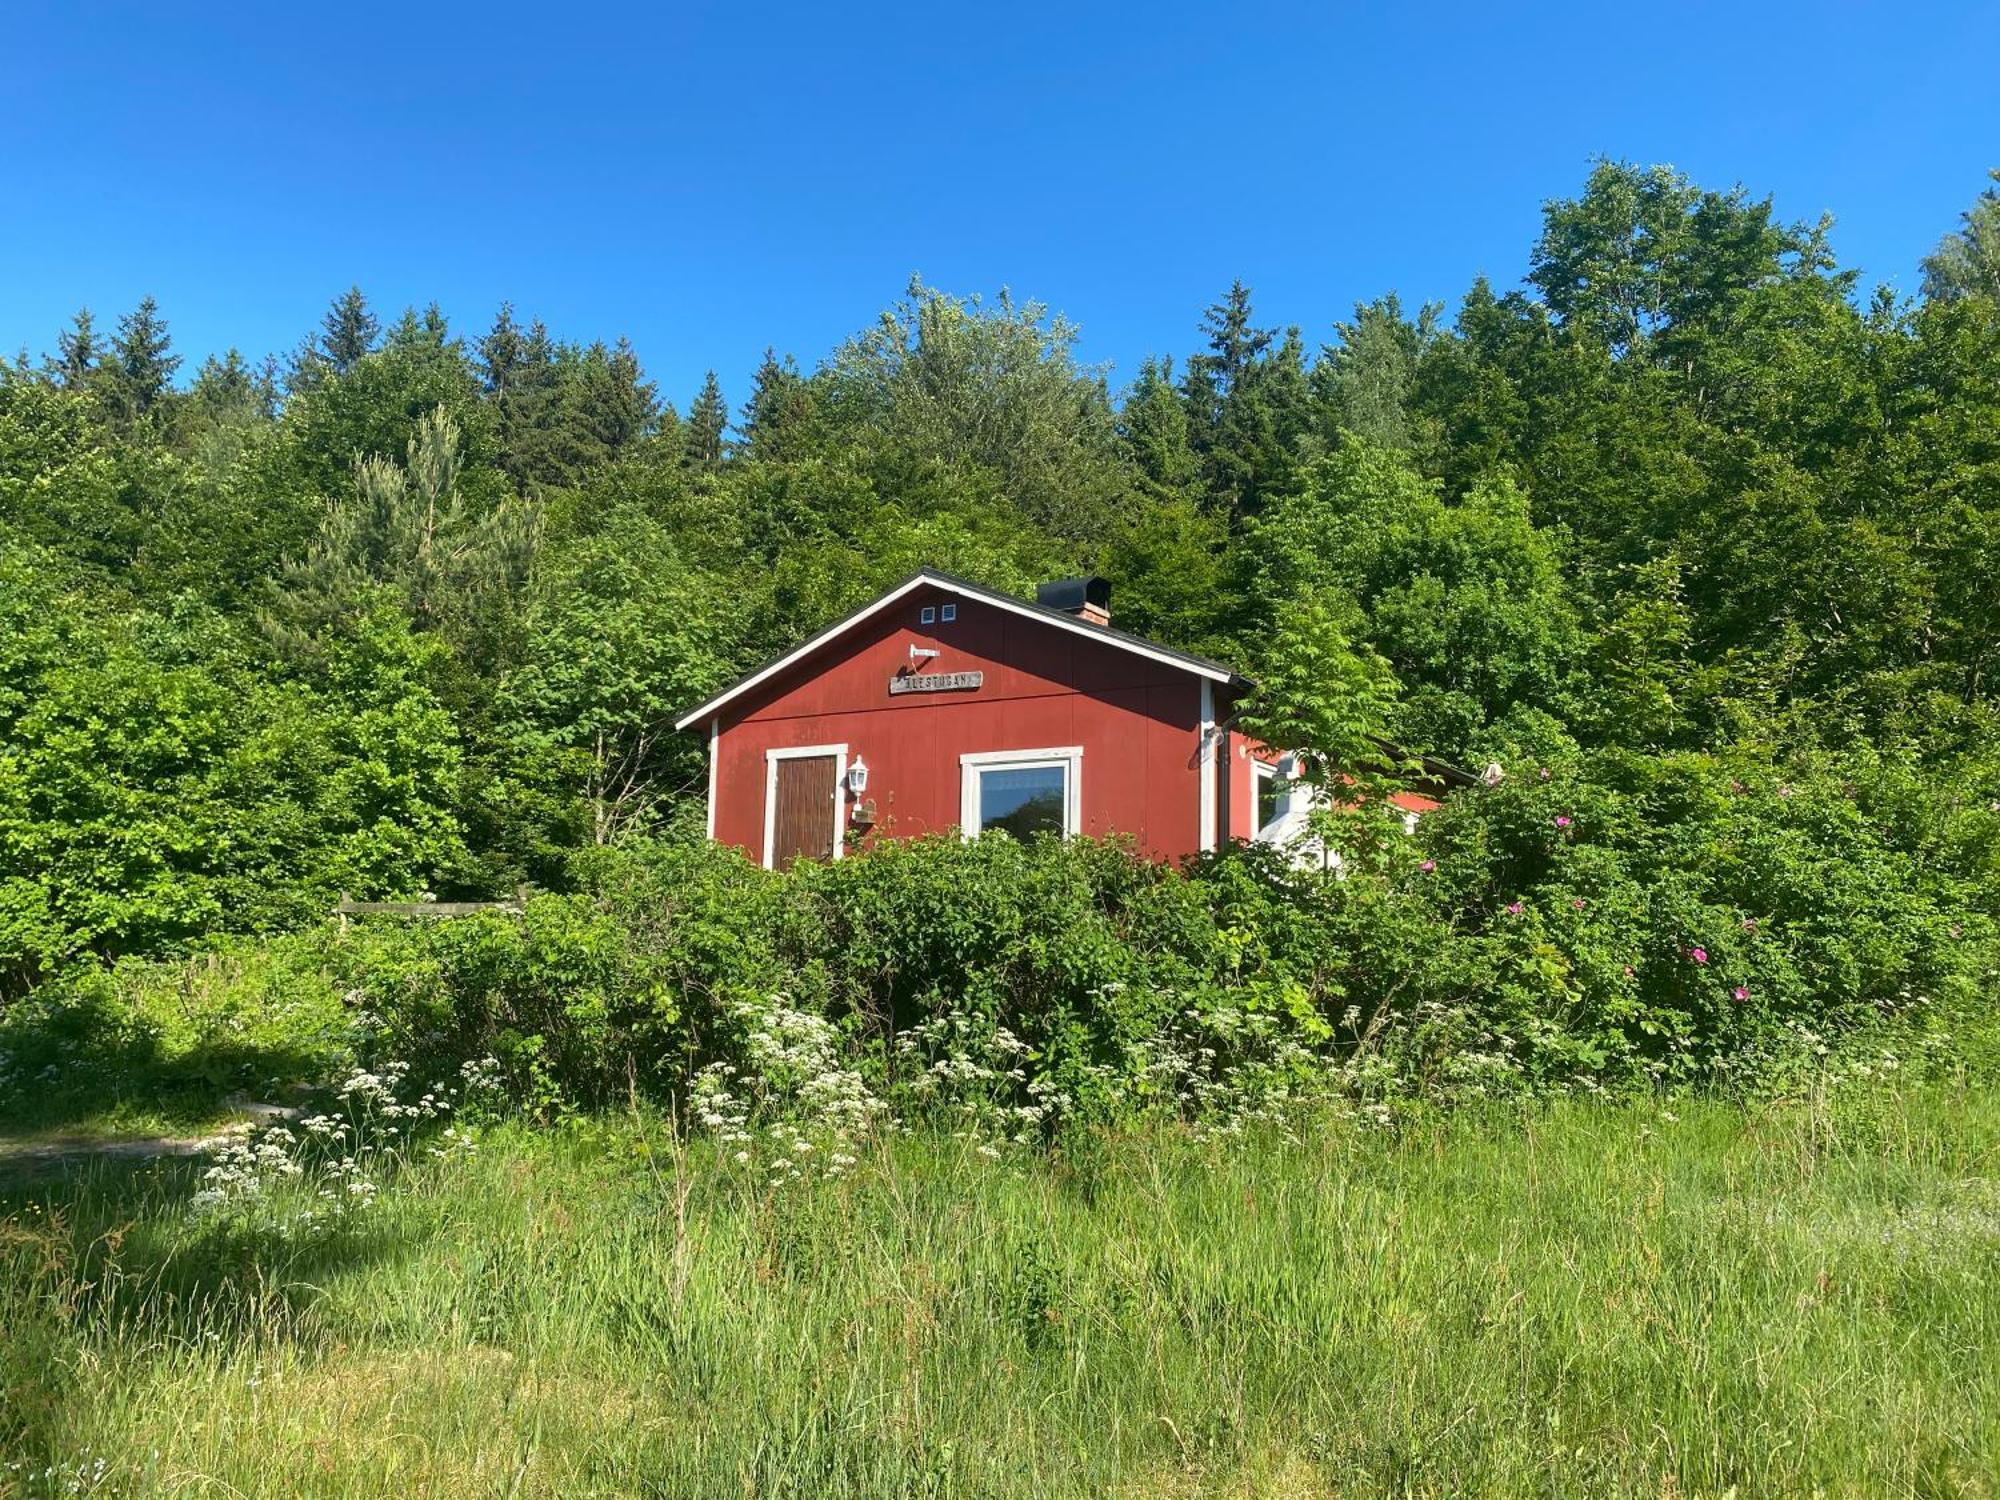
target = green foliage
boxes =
[268,405,539,673]
[0,552,469,992]
[820,276,1131,542]
[1252,438,1583,751]
[318,286,380,374]
[1236,591,1402,790]
[1922,167,2000,303]
[0,935,352,1133]
[304,805,1996,1119]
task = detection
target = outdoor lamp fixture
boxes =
[847,755,869,793]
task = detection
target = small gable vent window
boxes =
[940,603,957,622]
[920,606,936,625]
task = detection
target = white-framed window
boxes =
[919,605,936,625]
[1252,759,1290,838]
[959,747,1081,841]
[940,603,957,622]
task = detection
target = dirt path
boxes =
[0,1097,304,1176]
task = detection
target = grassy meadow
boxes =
[4,1085,1998,1498]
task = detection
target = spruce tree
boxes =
[1183,281,1273,416]
[109,296,180,422]
[1118,356,1200,500]
[320,286,380,373]
[682,370,727,470]
[49,307,103,391]
[739,347,812,462]
[1179,282,1306,523]
[478,303,527,396]
[581,338,659,455]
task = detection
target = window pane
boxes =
[978,765,1066,839]
[1256,768,1284,831]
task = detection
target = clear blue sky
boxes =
[5,1,1996,416]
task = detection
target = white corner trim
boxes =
[673,570,1232,731]
[705,719,720,840]
[959,746,1083,839]
[1197,680,1216,853]
[761,742,848,870]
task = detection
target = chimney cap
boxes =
[1035,575,1112,616]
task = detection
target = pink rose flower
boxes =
[1571,898,1585,909]
[1733,985,1750,1002]
[1507,901,1523,916]
[1554,816,1571,828]
[1419,859,1436,873]
[1689,947,1708,965]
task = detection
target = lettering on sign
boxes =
[890,670,984,696]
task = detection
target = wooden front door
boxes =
[770,753,839,869]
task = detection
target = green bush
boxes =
[21,738,1986,1134]
[319,749,1996,1126]
[0,935,352,1131]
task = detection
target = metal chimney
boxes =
[1035,575,1111,627]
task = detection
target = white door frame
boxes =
[763,743,848,870]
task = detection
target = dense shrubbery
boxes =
[7,734,1992,1142]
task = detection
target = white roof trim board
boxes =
[674,568,1240,731]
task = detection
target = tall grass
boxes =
[4,1085,1998,1497]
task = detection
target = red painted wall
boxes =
[708,584,1211,864]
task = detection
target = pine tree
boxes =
[272,405,539,669]
[682,370,727,470]
[109,296,181,422]
[320,286,380,373]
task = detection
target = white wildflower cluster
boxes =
[693,995,886,1185]
[336,1060,446,1119]
[190,1126,305,1210]
[1723,1016,1965,1102]
[892,1009,1052,1145]
[1117,990,1332,1138]
[6,1452,113,1495]
[188,1054,498,1220]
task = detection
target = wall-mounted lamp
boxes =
[847,754,869,793]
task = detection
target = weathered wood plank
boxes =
[334,900,523,917]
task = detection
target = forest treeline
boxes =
[3,161,1999,1004]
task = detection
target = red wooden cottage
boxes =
[676,570,1448,870]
